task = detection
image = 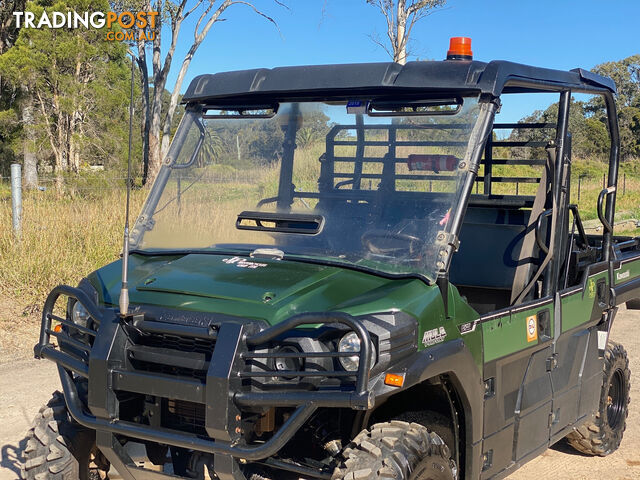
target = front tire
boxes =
[332,421,456,480]
[566,341,631,456]
[22,391,104,480]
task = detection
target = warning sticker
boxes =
[526,315,538,343]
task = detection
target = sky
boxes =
[163,0,640,123]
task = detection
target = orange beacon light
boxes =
[447,37,473,60]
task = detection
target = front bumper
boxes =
[35,285,374,478]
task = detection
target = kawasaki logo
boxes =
[616,270,630,281]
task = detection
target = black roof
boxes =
[182,60,616,105]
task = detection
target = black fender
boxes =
[370,339,484,479]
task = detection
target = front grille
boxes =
[129,358,208,380]
[127,331,216,380]
[137,332,215,355]
[163,399,206,435]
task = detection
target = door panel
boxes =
[550,328,589,436]
[552,266,609,437]
[513,344,553,459]
[481,299,554,476]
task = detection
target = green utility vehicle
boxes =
[29,42,640,480]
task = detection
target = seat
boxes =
[449,207,532,313]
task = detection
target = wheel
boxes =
[391,411,455,459]
[566,341,631,456]
[332,421,457,480]
[22,391,107,479]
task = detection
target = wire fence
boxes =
[0,172,635,199]
[0,176,135,191]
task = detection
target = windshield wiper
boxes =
[236,211,325,235]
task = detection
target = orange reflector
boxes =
[384,373,405,387]
[447,37,473,60]
[53,324,62,333]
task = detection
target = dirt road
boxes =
[1,309,639,480]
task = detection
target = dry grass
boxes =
[0,186,146,305]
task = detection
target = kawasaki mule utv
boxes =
[28,39,640,480]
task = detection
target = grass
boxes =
[0,184,146,306]
[0,148,638,308]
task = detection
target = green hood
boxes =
[88,252,440,325]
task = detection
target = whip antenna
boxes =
[120,53,135,317]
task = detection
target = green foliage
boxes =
[210,108,330,166]
[0,1,25,177]
[0,0,27,52]
[588,55,640,160]
[591,55,640,109]
[0,97,21,177]
[296,127,321,149]
[509,98,605,160]
[0,0,132,173]
[509,55,640,162]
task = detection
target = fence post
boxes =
[602,173,606,189]
[578,175,581,201]
[10,163,22,238]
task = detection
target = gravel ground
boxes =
[1,304,638,480]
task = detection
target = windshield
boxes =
[131,98,483,281]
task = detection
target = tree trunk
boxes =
[69,129,79,173]
[137,53,151,185]
[395,0,407,64]
[148,116,163,183]
[21,90,38,189]
[160,44,198,159]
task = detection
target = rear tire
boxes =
[566,341,631,456]
[21,391,104,480]
[332,421,456,480]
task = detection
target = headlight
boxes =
[71,301,90,328]
[338,332,375,372]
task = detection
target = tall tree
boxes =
[114,0,284,185]
[0,0,26,54]
[0,0,37,186]
[589,55,640,160]
[0,0,131,180]
[366,0,445,64]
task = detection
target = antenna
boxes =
[120,53,135,317]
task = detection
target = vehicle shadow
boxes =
[1,437,27,479]
[549,438,592,457]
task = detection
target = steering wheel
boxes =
[361,229,422,257]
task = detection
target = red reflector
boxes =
[408,154,459,172]
[447,37,473,60]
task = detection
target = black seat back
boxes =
[450,207,531,289]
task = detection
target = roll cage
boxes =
[181,60,620,311]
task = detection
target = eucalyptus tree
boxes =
[366,0,445,65]
[112,0,285,184]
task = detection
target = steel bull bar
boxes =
[35,285,374,472]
